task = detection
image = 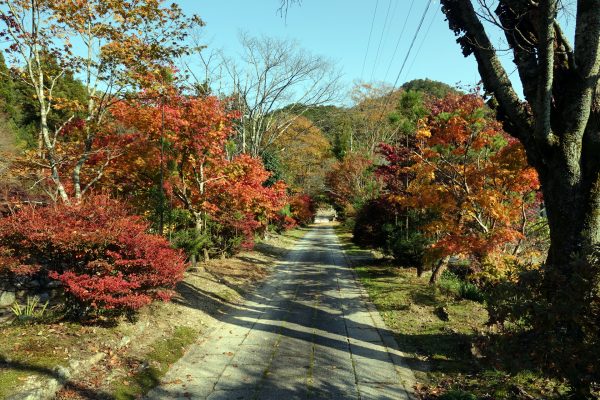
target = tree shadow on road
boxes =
[159,225,428,398]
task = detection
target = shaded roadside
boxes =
[0,228,308,400]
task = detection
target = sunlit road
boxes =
[147,225,415,400]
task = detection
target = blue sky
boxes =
[178,0,484,96]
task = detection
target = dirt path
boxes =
[147,225,416,400]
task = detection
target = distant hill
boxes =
[400,78,459,98]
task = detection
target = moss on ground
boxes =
[335,225,569,400]
[112,326,198,400]
[0,369,28,398]
[0,322,118,398]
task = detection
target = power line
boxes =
[404,5,439,82]
[360,0,380,80]
[373,0,400,79]
[391,0,434,90]
[370,0,435,138]
[383,0,415,83]
[370,0,393,82]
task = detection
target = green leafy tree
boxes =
[400,79,457,99]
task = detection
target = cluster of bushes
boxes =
[352,198,430,267]
[338,91,600,396]
[288,194,317,227]
[0,196,187,319]
[0,190,317,322]
[320,81,599,395]
[481,252,600,395]
[0,85,318,323]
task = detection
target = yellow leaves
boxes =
[52,97,84,112]
[416,127,431,139]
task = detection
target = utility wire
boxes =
[383,0,415,83]
[391,0,434,90]
[360,0,380,80]
[370,0,393,82]
[404,5,439,82]
[374,0,400,79]
[370,0,435,138]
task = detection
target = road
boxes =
[147,225,415,400]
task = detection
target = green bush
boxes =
[172,228,212,259]
[439,390,477,400]
[171,213,249,260]
[353,199,394,249]
[439,270,462,294]
[387,229,429,266]
[459,280,484,303]
[439,271,484,303]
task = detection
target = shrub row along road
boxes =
[147,225,415,399]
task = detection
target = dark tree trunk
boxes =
[440,0,600,268]
[541,169,600,267]
[439,1,600,394]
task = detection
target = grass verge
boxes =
[335,225,569,400]
[0,322,119,398]
[112,326,197,400]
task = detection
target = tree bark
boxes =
[429,256,450,284]
[440,0,600,267]
[40,102,69,203]
[440,1,600,394]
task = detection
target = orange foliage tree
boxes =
[0,0,200,202]
[378,93,540,282]
[272,115,333,195]
[325,153,381,219]
[111,83,288,256]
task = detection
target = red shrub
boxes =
[0,196,187,316]
[289,194,316,226]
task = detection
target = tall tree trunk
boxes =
[541,169,600,268]
[440,1,600,394]
[193,211,209,263]
[40,108,69,203]
[439,0,600,267]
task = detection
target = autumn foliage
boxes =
[379,94,540,263]
[288,194,317,226]
[0,196,187,315]
[325,153,380,220]
[111,85,291,256]
[337,93,542,283]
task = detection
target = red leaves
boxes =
[288,194,317,226]
[111,82,292,254]
[208,155,289,249]
[377,93,540,261]
[0,195,187,314]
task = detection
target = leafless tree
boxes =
[212,33,341,157]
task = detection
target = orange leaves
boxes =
[325,153,379,212]
[111,80,290,251]
[273,116,332,193]
[378,93,541,261]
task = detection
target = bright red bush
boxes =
[289,194,316,226]
[0,196,187,315]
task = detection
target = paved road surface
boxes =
[147,225,415,400]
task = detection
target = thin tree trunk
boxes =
[40,110,69,203]
[430,256,450,284]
